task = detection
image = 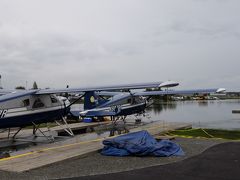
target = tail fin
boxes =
[84,91,98,110]
[83,91,108,110]
[84,91,109,110]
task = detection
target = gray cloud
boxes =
[0,0,240,91]
[0,32,143,88]
[157,22,240,39]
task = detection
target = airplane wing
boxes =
[95,91,122,96]
[36,81,178,95]
[134,88,226,96]
[94,88,226,108]
[0,81,178,103]
[0,90,38,103]
[0,89,15,96]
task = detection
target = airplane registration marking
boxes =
[0,110,8,118]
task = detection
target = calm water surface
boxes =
[145,99,240,130]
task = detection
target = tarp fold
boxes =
[101,130,184,157]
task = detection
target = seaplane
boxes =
[0,81,225,140]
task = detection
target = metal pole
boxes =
[0,75,2,88]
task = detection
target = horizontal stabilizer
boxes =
[97,93,132,108]
[80,109,117,117]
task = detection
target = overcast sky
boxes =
[0,0,240,91]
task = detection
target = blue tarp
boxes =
[101,130,184,157]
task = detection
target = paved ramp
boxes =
[0,121,191,172]
[76,142,240,180]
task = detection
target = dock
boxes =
[0,121,109,139]
[0,121,191,172]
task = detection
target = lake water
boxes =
[72,100,240,130]
[144,99,240,130]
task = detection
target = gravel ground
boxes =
[0,137,225,180]
[71,142,240,180]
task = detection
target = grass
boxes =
[168,128,240,140]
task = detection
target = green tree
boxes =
[15,86,25,90]
[33,81,38,89]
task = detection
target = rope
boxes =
[200,128,214,138]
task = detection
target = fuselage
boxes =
[0,94,69,128]
[0,92,148,128]
[80,100,147,117]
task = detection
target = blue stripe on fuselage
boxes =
[0,108,66,128]
[116,103,146,116]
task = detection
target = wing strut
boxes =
[55,116,74,136]
[8,127,22,139]
[32,122,55,142]
[66,93,85,108]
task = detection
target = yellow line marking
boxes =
[0,137,107,162]
[0,132,122,162]
[0,152,35,161]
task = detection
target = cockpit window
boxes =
[23,99,30,107]
[50,95,58,103]
[32,98,44,108]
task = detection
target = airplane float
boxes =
[0,81,225,139]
